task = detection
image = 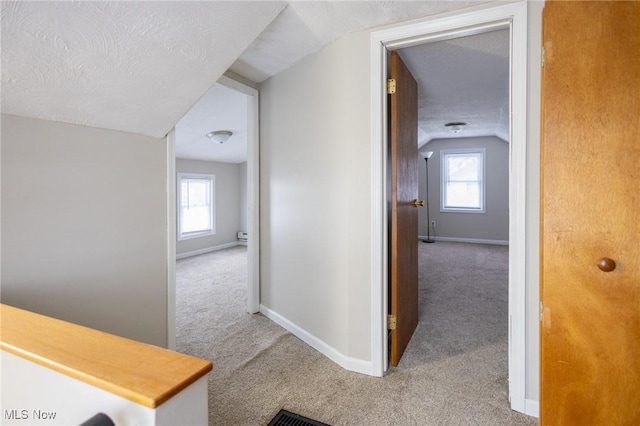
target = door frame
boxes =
[369,1,528,413]
[166,74,261,349]
[218,75,261,315]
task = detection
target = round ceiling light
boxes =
[444,122,467,133]
[206,130,233,144]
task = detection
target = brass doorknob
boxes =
[597,258,616,272]
[412,200,425,207]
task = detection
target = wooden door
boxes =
[540,2,640,424]
[389,50,420,367]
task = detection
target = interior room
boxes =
[174,82,250,261]
[173,81,252,364]
[0,2,539,424]
[0,2,538,424]
[3,1,637,425]
[382,26,514,425]
[171,28,519,425]
[398,24,511,386]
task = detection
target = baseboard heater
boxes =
[237,231,248,242]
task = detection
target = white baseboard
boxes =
[176,241,242,260]
[259,304,373,376]
[419,235,509,246]
[525,399,539,418]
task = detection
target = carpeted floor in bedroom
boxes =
[176,242,537,426]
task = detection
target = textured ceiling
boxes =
[399,28,510,145]
[0,1,286,138]
[185,28,509,164]
[228,1,486,83]
[1,0,501,147]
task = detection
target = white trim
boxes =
[370,29,389,377]
[166,130,176,350]
[259,305,372,376]
[419,236,509,246]
[370,0,528,414]
[507,1,529,415]
[525,399,540,418]
[218,75,261,315]
[176,241,243,260]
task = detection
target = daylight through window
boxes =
[178,173,215,240]
[440,149,485,213]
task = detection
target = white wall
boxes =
[175,158,243,256]
[260,1,542,402]
[418,136,509,242]
[1,114,168,347]
[260,29,372,362]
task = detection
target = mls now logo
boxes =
[4,409,57,420]
[4,410,29,420]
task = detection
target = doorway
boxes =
[167,75,260,348]
[370,2,528,414]
[407,27,511,366]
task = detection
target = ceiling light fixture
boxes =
[445,122,467,133]
[206,130,232,144]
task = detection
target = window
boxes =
[440,149,485,213]
[177,173,215,240]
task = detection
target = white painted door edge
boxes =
[166,130,177,350]
[217,75,261,314]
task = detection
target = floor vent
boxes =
[267,409,329,426]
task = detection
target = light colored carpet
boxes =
[176,243,537,426]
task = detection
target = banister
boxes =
[0,304,213,408]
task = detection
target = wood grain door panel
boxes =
[540,2,640,424]
[389,50,420,367]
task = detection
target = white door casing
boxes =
[370,1,528,414]
[217,75,261,314]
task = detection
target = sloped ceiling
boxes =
[399,28,510,145]
[228,1,489,83]
[0,1,286,138]
[0,0,492,140]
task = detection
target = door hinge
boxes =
[539,301,544,321]
[387,314,397,330]
[541,46,545,67]
[387,78,396,94]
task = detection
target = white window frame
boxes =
[440,148,486,213]
[177,173,216,241]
